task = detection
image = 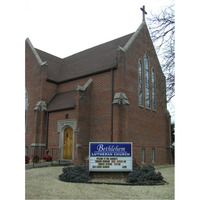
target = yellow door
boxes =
[63,127,73,159]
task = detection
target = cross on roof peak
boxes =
[140,5,147,22]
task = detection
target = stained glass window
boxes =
[152,68,156,110]
[25,88,28,128]
[138,60,143,106]
[144,54,150,108]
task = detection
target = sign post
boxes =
[89,142,132,172]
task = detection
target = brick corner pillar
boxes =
[112,92,130,142]
[31,101,47,156]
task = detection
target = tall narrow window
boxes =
[144,54,150,109]
[25,146,28,155]
[152,148,155,163]
[142,148,145,163]
[138,60,143,106]
[25,88,28,129]
[152,68,156,110]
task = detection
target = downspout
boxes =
[111,69,114,142]
[45,111,49,149]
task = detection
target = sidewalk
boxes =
[25,160,73,170]
[26,161,174,170]
[154,164,175,170]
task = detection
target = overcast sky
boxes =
[25,0,173,58]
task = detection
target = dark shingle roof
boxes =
[35,49,63,81]
[36,33,134,83]
[47,90,76,112]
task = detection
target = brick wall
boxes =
[111,22,172,165]
[25,41,47,151]
[46,72,113,163]
[25,22,172,165]
[25,40,57,153]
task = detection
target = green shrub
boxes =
[59,165,91,183]
[127,165,163,185]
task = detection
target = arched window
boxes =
[138,60,143,106]
[152,68,156,110]
[144,53,150,108]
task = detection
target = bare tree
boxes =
[147,4,175,103]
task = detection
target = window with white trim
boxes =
[138,59,143,106]
[144,53,150,108]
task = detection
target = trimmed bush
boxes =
[59,165,91,183]
[25,155,30,164]
[127,165,163,185]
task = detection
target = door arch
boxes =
[63,126,73,159]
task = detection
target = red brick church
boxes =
[25,17,172,165]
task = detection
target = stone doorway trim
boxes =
[57,119,77,160]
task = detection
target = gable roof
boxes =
[59,33,133,82]
[35,33,134,83]
[47,90,76,112]
[27,22,148,83]
[35,48,63,81]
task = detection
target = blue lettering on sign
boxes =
[90,142,132,157]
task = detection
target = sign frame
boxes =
[89,142,133,172]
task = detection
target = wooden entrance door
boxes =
[63,127,73,159]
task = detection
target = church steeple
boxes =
[140,5,147,22]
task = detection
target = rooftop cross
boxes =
[140,5,147,22]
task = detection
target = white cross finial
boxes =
[140,5,147,22]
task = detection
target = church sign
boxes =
[89,142,132,172]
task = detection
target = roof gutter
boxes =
[47,106,76,113]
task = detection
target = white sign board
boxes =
[89,142,132,172]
